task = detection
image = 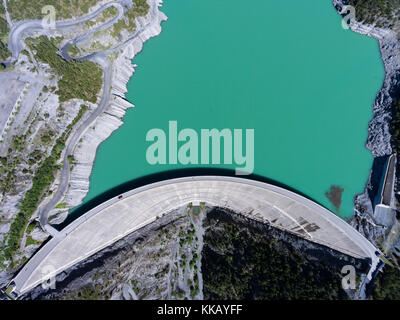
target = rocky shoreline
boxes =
[47,0,168,222]
[333,0,400,243]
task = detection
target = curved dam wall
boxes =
[12,176,378,296]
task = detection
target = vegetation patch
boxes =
[27,36,102,103]
[0,18,9,39]
[111,0,149,37]
[0,1,9,40]
[55,202,68,209]
[0,1,4,16]
[26,221,38,234]
[0,41,11,60]
[347,0,400,27]
[372,265,400,299]
[202,208,350,300]
[67,44,80,58]
[25,236,42,247]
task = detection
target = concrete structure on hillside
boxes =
[374,154,397,228]
[9,176,380,297]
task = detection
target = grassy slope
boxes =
[0,1,10,60]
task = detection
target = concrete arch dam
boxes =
[11,176,379,296]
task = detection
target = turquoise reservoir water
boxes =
[81,0,384,219]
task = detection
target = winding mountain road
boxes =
[38,53,112,236]
[0,0,155,233]
[38,0,161,230]
[2,1,124,66]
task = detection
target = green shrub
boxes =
[27,36,102,103]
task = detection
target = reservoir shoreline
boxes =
[333,0,400,241]
[45,0,168,223]
[51,0,392,228]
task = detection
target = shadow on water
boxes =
[54,168,333,230]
